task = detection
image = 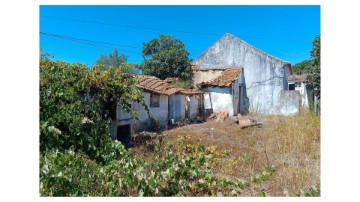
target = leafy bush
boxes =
[40,149,103,196]
[40,139,249,196]
[40,55,149,164]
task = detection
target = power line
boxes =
[42,15,312,42]
[40,32,142,55]
[41,31,310,56]
[40,31,141,49]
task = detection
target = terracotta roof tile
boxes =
[136,75,181,95]
[180,89,205,95]
[197,68,243,87]
[136,75,205,95]
[288,74,307,82]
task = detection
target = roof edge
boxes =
[191,33,291,68]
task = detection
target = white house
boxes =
[111,75,204,147]
[191,33,299,115]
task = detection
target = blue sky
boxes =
[40,5,320,67]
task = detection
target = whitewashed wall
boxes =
[300,83,309,108]
[188,95,200,121]
[277,90,300,115]
[203,86,234,116]
[288,82,309,109]
[192,33,291,114]
[168,94,185,123]
[116,92,169,131]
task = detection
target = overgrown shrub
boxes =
[40,139,249,196]
[40,55,149,164]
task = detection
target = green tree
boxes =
[141,34,192,80]
[95,48,127,69]
[95,48,139,74]
[292,59,312,75]
[307,35,321,99]
[40,54,149,163]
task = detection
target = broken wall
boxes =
[192,69,223,85]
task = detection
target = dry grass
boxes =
[130,112,320,196]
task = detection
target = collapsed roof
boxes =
[196,68,243,87]
[288,74,307,82]
[137,75,204,95]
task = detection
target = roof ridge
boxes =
[191,33,290,68]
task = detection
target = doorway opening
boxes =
[116,124,131,148]
[288,83,295,90]
[238,86,241,114]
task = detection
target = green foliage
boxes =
[40,54,149,163]
[95,48,127,70]
[95,48,139,74]
[40,138,249,196]
[141,34,192,80]
[298,184,320,197]
[292,60,312,75]
[40,149,106,196]
[252,166,276,184]
[258,191,267,197]
[307,35,321,99]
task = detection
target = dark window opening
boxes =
[150,93,160,108]
[289,83,295,90]
[117,124,131,148]
[124,103,132,110]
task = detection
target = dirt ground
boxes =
[130,113,320,196]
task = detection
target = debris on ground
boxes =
[176,118,190,127]
[134,131,163,146]
[194,115,206,123]
[237,117,263,129]
[207,111,229,122]
[237,113,242,120]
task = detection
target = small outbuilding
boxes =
[197,67,245,116]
